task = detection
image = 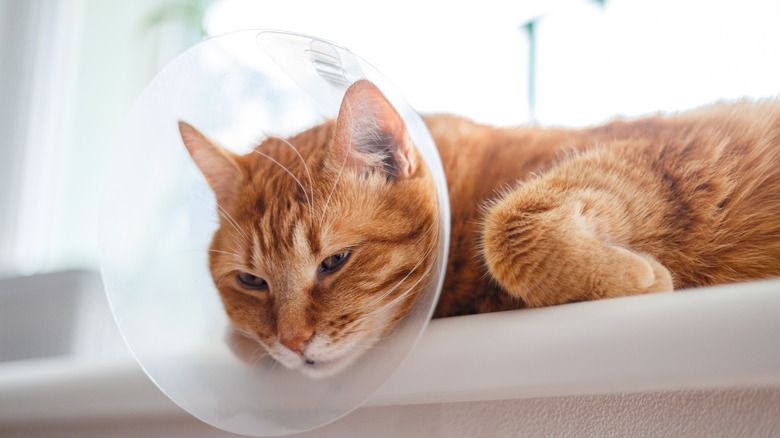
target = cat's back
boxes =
[423,113,581,192]
[587,99,780,144]
[593,99,780,196]
[575,99,780,287]
[423,100,780,314]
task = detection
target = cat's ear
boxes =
[179,121,241,205]
[333,80,415,180]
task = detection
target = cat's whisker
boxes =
[360,262,436,325]
[247,345,271,368]
[320,152,349,227]
[264,351,283,378]
[268,135,316,227]
[245,337,285,377]
[252,149,315,225]
[359,221,437,309]
[217,262,250,272]
[127,248,239,278]
[184,188,251,243]
[350,333,382,352]
[216,202,251,244]
[375,266,436,321]
[208,249,243,260]
[355,230,438,325]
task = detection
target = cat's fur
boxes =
[180,80,780,377]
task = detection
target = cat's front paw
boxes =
[625,249,673,294]
[482,197,673,307]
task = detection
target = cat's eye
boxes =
[237,272,268,290]
[319,251,351,275]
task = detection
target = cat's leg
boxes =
[481,162,673,307]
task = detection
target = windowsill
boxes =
[2,278,780,424]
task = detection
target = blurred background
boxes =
[1,0,779,278]
[2,2,780,435]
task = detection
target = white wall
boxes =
[0,0,202,276]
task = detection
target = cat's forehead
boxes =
[242,133,335,195]
[239,212,317,272]
[251,122,333,165]
[230,179,375,266]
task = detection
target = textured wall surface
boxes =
[6,386,780,437]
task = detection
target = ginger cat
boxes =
[180,80,780,377]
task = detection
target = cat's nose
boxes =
[279,328,315,355]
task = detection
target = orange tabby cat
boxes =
[180,80,780,377]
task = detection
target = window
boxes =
[1,0,779,277]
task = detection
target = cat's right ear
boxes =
[179,121,241,205]
[332,80,416,180]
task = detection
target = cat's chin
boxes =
[297,339,373,378]
[282,336,375,378]
[227,327,374,378]
[297,354,356,379]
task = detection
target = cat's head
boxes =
[180,80,438,377]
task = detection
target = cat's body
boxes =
[432,101,780,315]
[180,80,780,377]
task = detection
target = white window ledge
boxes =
[1,278,779,424]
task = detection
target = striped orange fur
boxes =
[181,80,780,376]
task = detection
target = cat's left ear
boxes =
[179,121,241,205]
[333,80,415,180]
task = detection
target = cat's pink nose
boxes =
[279,328,315,355]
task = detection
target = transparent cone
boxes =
[99,30,450,436]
